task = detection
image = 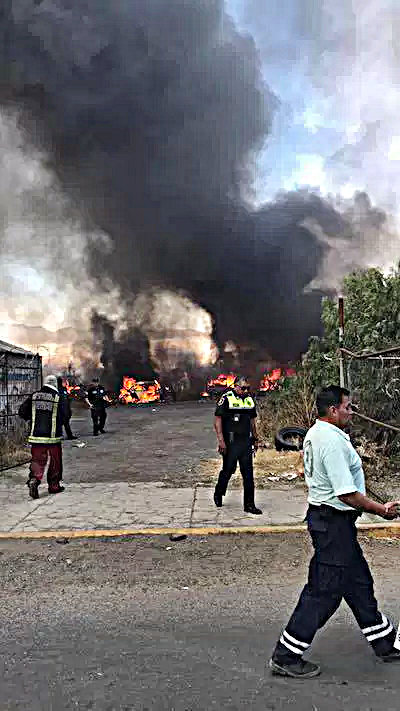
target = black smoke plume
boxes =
[90,311,155,388]
[0,1,379,362]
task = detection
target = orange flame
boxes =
[119,376,161,404]
[207,373,237,389]
[65,381,82,399]
[259,368,296,392]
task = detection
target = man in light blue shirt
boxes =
[270,385,400,679]
[304,418,366,511]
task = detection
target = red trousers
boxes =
[29,444,63,491]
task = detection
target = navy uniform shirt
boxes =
[87,385,107,410]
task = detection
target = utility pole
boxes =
[338,296,345,387]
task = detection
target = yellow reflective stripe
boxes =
[28,436,62,444]
[51,394,59,439]
[30,397,36,439]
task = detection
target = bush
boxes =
[257,369,317,445]
[258,265,400,448]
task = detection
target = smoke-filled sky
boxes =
[0,0,399,372]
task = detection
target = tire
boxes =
[275,426,307,452]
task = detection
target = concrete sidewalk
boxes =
[2,476,307,534]
[0,465,391,537]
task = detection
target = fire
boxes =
[200,372,237,399]
[259,368,296,392]
[207,373,237,389]
[259,368,282,392]
[65,381,82,399]
[119,376,161,404]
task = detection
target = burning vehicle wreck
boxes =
[201,373,238,399]
[119,377,161,405]
[201,368,296,399]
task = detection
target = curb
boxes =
[1,522,400,540]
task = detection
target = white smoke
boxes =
[132,290,219,371]
[0,107,128,368]
[0,108,218,372]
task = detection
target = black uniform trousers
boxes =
[63,418,74,439]
[215,435,255,507]
[91,407,107,435]
[273,504,395,662]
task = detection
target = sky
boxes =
[228,0,400,211]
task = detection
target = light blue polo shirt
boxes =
[303,419,365,511]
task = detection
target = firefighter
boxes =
[57,376,78,440]
[213,376,262,515]
[269,385,400,679]
[18,374,65,499]
[85,377,108,436]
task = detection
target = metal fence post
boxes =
[338,296,345,387]
[5,352,8,432]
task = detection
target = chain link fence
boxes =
[342,346,400,455]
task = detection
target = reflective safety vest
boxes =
[217,390,256,440]
[224,391,256,410]
[28,391,63,444]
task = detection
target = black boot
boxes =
[27,479,39,500]
[244,504,262,515]
[213,489,223,507]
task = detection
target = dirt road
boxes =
[9,401,216,486]
[7,401,302,491]
[2,533,400,710]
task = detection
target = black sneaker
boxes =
[27,479,39,500]
[213,491,223,507]
[379,648,400,663]
[244,505,263,515]
[269,658,321,678]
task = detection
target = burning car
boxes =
[201,373,237,399]
[119,376,161,405]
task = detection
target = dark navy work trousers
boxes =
[273,504,395,661]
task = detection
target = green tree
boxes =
[259,265,400,442]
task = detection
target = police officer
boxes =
[85,377,108,436]
[213,376,262,515]
[18,374,65,499]
[57,376,78,440]
[270,385,400,679]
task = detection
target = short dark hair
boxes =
[316,385,350,416]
